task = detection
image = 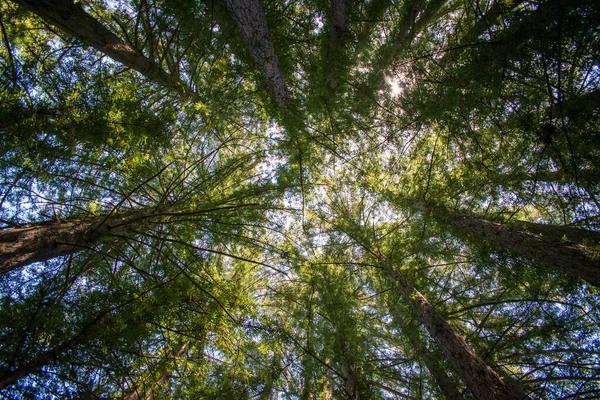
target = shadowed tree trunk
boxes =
[393,198,600,287]
[394,0,425,47]
[415,342,465,400]
[383,259,528,400]
[224,0,290,108]
[11,0,199,100]
[356,0,392,45]
[0,347,66,390]
[0,209,159,273]
[339,340,360,400]
[434,208,600,287]
[331,0,350,43]
[369,0,448,85]
[387,0,449,64]
[401,320,464,399]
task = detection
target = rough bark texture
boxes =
[224,0,290,108]
[389,298,463,399]
[406,328,464,400]
[440,211,600,287]
[11,0,198,99]
[323,363,334,400]
[0,211,154,273]
[395,0,425,44]
[385,263,527,400]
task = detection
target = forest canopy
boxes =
[1,0,599,398]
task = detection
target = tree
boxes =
[11,0,199,99]
[0,208,161,273]
[388,302,464,400]
[2,0,600,398]
[223,0,290,108]
[383,260,527,400]
[387,199,600,287]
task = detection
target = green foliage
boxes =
[1,0,599,398]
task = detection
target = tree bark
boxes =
[405,325,464,400]
[11,0,198,100]
[376,0,425,69]
[436,208,600,287]
[0,210,156,274]
[331,0,350,43]
[0,349,57,390]
[383,260,527,400]
[224,0,290,108]
[340,340,360,400]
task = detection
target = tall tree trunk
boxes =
[339,340,360,400]
[257,352,281,400]
[370,0,448,85]
[322,361,334,400]
[0,348,58,390]
[224,0,290,108]
[0,209,157,274]
[399,319,464,399]
[11,0,198,100]
[374,0,425,70]
[388,286,463,399]
[415,342,464,400]
[383,260,527,400]
[432,206,600,287]
[331,0,350,43]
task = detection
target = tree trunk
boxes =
[404,324,464,399]
[331,0,350,43]
[224,0,290,108]
[371,0,448,81]
[322,362,334,400]
[383,261,527,400]
[389,283,464,399]
[0,285,153,390]
[436,208,600,287]
[0,350,56,390]
[0,210,156,274]
[417,344,465,400]
[376,0,425,69]
[340,341,360,400]
[11,0,198,100]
